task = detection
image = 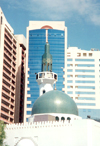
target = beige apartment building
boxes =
[0,8,26,124]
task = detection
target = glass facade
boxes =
[27,29,65,117]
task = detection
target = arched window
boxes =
[43,90,46,94]
[55,116,59,121]
[67,117,71,123]
[61,117,65,121]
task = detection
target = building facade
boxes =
[14,35,26,123]
[0,8,26,124]
[5,119,100,146]
[63,47,100,120]
[0,8,17,124]
[4,40,100,146]
[24,21,67,122]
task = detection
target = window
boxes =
[1,16,2,24]
[75,80,95,83]
[75,91,95,94]
[67,59,72,61]
[36,74,38,80]
[26,118,28,122]
[67,117,71,123]
[77,75,95,78]
[77,53,81,57]
[67,80,73,83]
[55,116,59,121]
[78,97,95,100]
[67,64,70,67]
[87,115,91,118]
[61,117,65,121]
[27,104,31,108]
[83,53,86,56]
[89,53,92,56]
[76,103,96,106]
[27,111,31,115]
[67,91,73,94]
[67,69,73,72]
[76,64,95,67]
[75,59,94,62]
[43,90,46,94]
[75,69,95,72]
[76,86,95,89]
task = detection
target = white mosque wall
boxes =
[28,113,82,123]
[4,119,100,146]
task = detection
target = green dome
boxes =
[32,90,78,116]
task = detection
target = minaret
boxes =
[36,39,57,96]
[42,42,52,72]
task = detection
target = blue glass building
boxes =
[25,22,67,122]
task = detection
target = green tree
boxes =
[0,121,6,146]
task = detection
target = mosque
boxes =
[4,42,100,146]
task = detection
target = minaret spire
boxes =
[36,38,57,96]
[42,42,52,72]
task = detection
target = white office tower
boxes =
[63,47,100,120]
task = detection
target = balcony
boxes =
[1,103,14,112]
[22,54,25,58]
[2,83,11,92]
[10,94,15,100]
[13,59,16,65]
[12,64,16,70]
[13,39,17,46]
[0,117,11,124]
[12,77,16,83]
[11,83,15,89]
[2,96,14,106]
[11,89,15,95]
[5,31,12,42]
[2,89,10,97]
[22,60,24,63]
[1,110,14,119]
[13,44,16,51]
[2,76,11,85]
[4,38,12,49]
[3,69,11,79]
[4,46,12,56]
[3,56,11,66]
[3,63,12,73]
[13,53,16,59]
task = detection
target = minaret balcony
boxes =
[36,71,57,84]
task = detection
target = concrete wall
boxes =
[4,119,100,146]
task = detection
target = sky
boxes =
[0,0,100,50]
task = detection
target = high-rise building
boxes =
[24,21,67,122]
[14,35,26,123]
[0,8,26,124]
[63,47,100,120]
